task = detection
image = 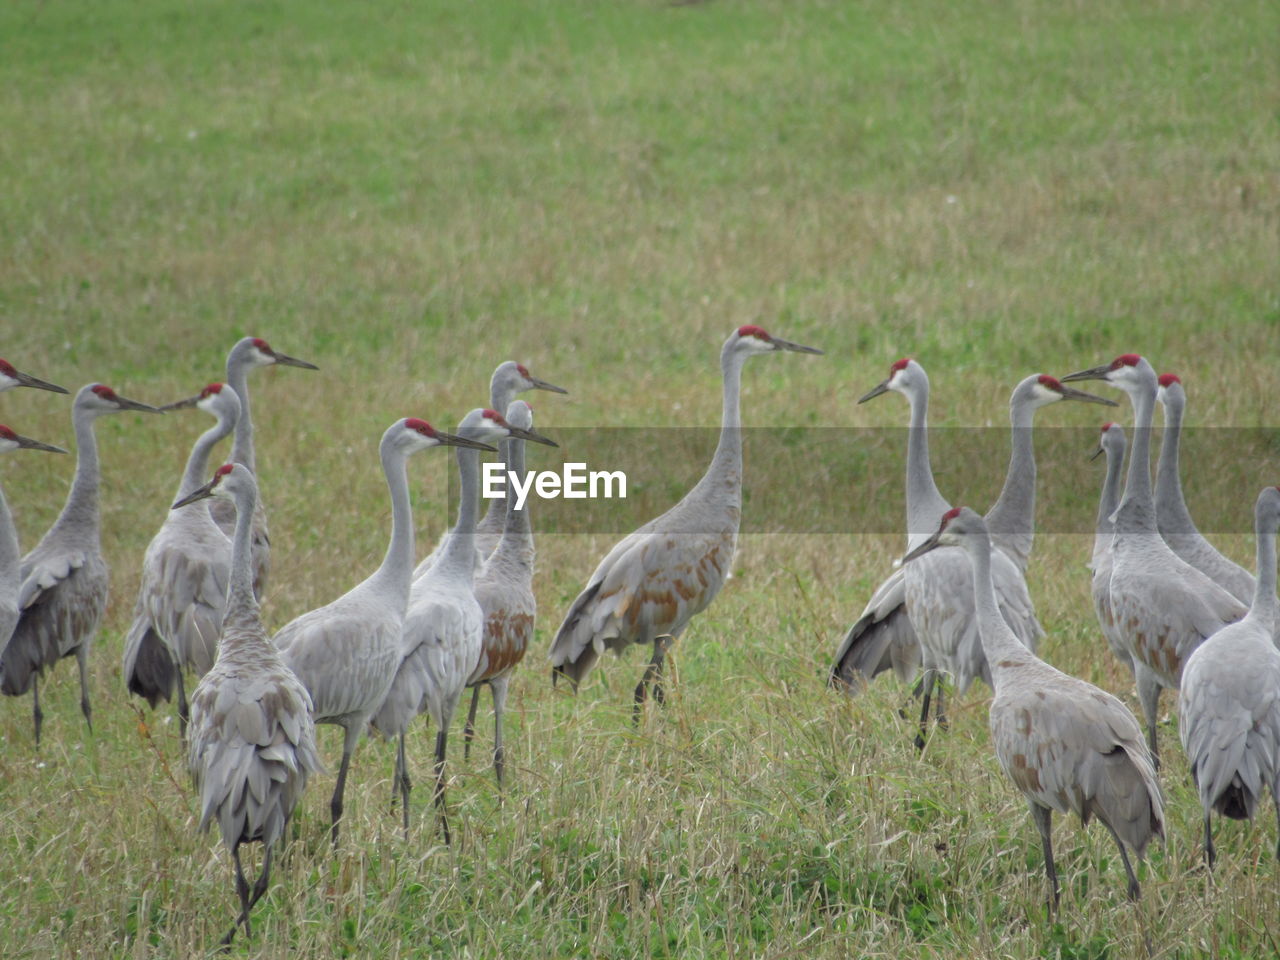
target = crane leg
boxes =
[914,670,936,751]
[1203,813,1216,870]
[1135,666,1162,770]
[1273,792,1280,862]
[393,732,412,837]
[222,845,252,946]
[492,675,509,792]
[76,645,93,736]
[1100,817,1140,900]
[632,635,673,722]
[933,684,947,730]
[329,722,360,848]
[32,676,43,748]
[176,670,189,744]
[463,686,481,761]
[1029,803,1059,911]
[434,729,452,846]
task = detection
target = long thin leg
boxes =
[632,635,673,722]
[176,669,189,743]
[1273,789,1279,862]
[1204,813,1216,870]
[32,675,43,747]
[1135,666,1162,770]
[434,729,452,845]
[491,676,510,792]
[393,731,412,836]
[1099,817,1141,900]
[463,686,481,761]
[76,645,93,735]
[933,682,947,730]
[221,845,252,946]
[1029,803,1059,911]
[914,669,936,751]
[329,722,360,848]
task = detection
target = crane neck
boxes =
[904,381,949,546]
[56,406,102,548]
[985,397,1038,552]
[222,482,263,639]
[226,357,257,474]
[967,531,1034,669]
[1097,439,1125,536]
[478,383,520,531]
[0,482,18,601]
[494,432,532,560]
[438,444,483,580]
[1116,378,1157,531]
[694,344,746,502]
[1154,395,1196,537]
[175,406,237,501]
[370,442,416,599]
[1249,509,1278,630]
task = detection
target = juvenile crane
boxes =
[1,427,67,646]
[465,399,543,787]
[904,507,1165,906]
[0,359,68,395]
[1089,422,1134,673]
[1062,354,1246,765]
[372,408,553,839]
[209,337,317,597]
[272,418,493,845]
[1,384,159,743]
[174,463,321,946]
[1179,485,1280,868]
[550,325,821,709]
[1156,373,1255,604]
[416,361,567,578]
[122,383,241,734]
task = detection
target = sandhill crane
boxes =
[272,419,494,845]
[1062,354,1247,765]
[550,326,822,710]
[207,337,317,598]
[0,359,68,395]
[413,361,567,579]
[173,463,321,946]
[122,383,241,735]
[372,408,554,840]
[904,507,1165,906]
[1156,373,1255,604]
[464,399,543,787]
[1179,485,1280,868]
[1089,422,1134,673]
[0,384,159,744]
[838,367,1107,745]
[1,428,67,646]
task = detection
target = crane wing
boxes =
[829,565,920,690]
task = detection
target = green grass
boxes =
[2,0,1279,955]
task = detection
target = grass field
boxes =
[1,0,1278,955]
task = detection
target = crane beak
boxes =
[15,371,69,394]
[507,425,558,447]
[900,527,945,565]
[1088,445,1105,462]
[1059,385,1118,406]
[115,395,163,414]
[159,394,202,412]
[435,432,498,452]
[858,379,890,404]
[15,434,67,454]
[1060,364,1112,384]
[529,376,569,395]
[172,476,219,510]
[771,337,823,355]
[270,350,319,371]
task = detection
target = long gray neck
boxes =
[1155,395,1196,537]
[1249,513,1278,629]
[57,406,102,547]
[479,383,519,529]
[985,398,1037,545]
[968,532,1033,666]
[223,484,261,637]
[1116,379,1157,531]
[175,410,236,501]
[439,445,482,578]
[693,346,746,502]
[371,443,415,597]
[0,484,18,595]
[226,358,256,473]
[497,433,531,551]
[905,381,949,544]
[1097,439,1125,536]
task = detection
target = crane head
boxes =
[0,359,68,395]
[900,506,988,564]
[1026,374,1117,408]
[233,336,319,372]
[456,408,558,448]
[859,357,920,404]
[732,324,823,357]
[79,383,161,415]
[1090,421,1126,462]
[1156,373,1185,408]
[172,462,247,510]
[387,417,498,455]
[0,425,67,455]
[1061,353,1150,389]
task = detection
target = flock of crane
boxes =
[0,328,1277,945]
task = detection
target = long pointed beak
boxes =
[16,371,69,394]
[508,425,558,447]
[858,379,890,404]
[115,395,163,414]
[159,394,201,412]
[436,432,497,452]
[530,377,569,395]
[271,351,319,371]
[1059,385,1118,406]
[1089,445,1105,462]
[16,434,67,454]
[172,476,218,509]
[900,528,944,565]
[1061,364,1112,384]
[772,337,823,355]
